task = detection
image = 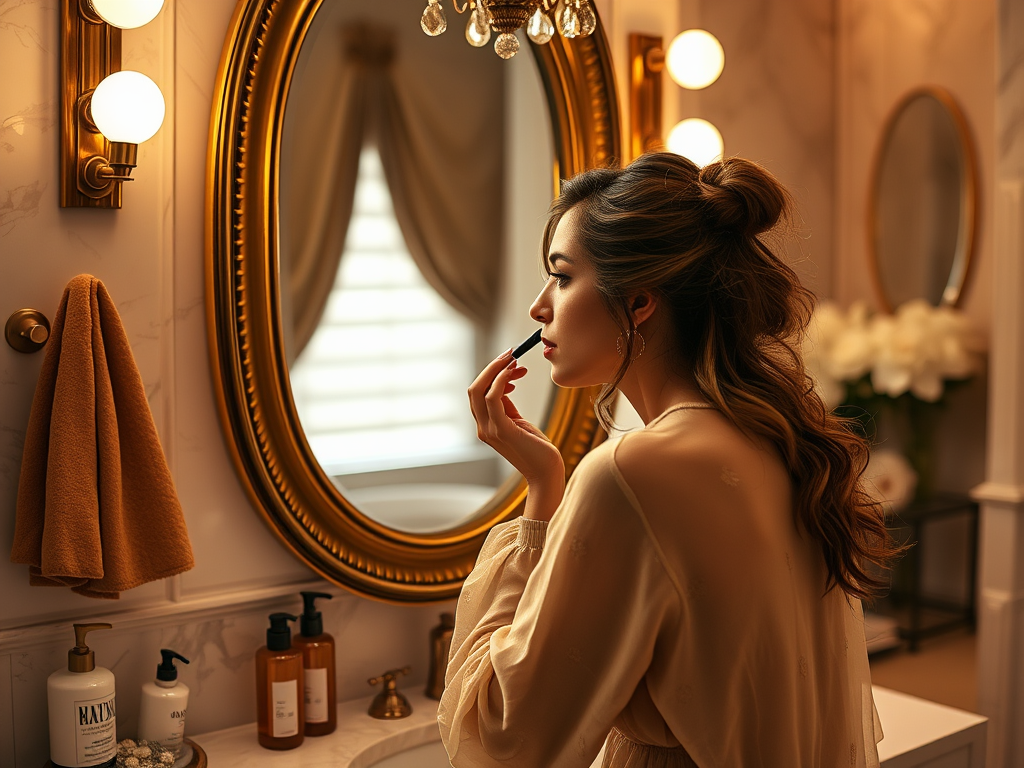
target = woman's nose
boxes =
[529,288,550,324]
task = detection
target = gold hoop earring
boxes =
[615,330,645,361]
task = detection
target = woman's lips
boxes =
[542,338,555,358]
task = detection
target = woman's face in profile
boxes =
[530,206,623,388]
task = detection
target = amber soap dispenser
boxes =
[294,591,337,736]
[255,613,304,750]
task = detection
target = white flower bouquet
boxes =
[803,299,985,410]
[802,299,986,501]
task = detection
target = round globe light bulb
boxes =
[666,29,724,90]
[666,118,723,167]
[90,71,165,144]
[88,0,164,29]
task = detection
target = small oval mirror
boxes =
[870,88,977,311]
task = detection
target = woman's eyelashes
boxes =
[549,272,571,287]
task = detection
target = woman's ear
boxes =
[629,291,658,327]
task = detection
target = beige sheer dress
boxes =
[438,404,883,768]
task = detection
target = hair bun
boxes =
[697,158,788,238]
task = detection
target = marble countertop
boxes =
[192,687,987,768]
[190,692,443,768]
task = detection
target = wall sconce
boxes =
[629,29,725,166]
[60,0,166,208]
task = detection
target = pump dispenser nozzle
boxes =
[69,623,112,673]
[267,613,298,651]
[300,591,332,637]
[157,649,190,682]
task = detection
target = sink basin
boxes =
[363,738,607,768]
[365,739,451,768]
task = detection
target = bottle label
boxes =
[304,667,328,723]
[75,693,117,764]
[271,680,299,738]
[164,705,187,746]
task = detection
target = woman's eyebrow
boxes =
[548,253,573,268]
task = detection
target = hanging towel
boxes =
[10,275,194,598]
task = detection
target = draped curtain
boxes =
[280,23,506,361]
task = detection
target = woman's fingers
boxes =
[467,352,546,470]
[482,360,519,438]
[468,349,513,394]
[501,395,523,421]
[467,348,513,426]
[503,366,527,394]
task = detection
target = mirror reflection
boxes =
[279,0,556,534]
[872,89,975,310]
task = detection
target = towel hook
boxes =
[5,309,51,353]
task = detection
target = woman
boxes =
[437,153,894,768]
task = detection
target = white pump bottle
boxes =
[47,623,117,768]
[137,649,190,756]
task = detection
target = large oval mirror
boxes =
[279,2,557,536]
[869,87,977,311]
[207,0,620,601]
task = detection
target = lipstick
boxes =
[512,328,543,359]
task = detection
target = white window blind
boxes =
[289,147,479,475]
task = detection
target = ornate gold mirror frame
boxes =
[206,0,621,602]
[868,86,978,312]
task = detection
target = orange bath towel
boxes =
[10,275,194,598]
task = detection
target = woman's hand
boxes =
[468,349,565,518]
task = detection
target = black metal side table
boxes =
[885,492,979,651]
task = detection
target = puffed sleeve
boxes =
[437,446,681,768]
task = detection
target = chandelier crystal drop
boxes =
[578,1,596,36]
[421,0,596,58]
[556,0,580,38]
[466,2,492,46]
[494,32,520,59]
[526,8,554,44]
[421,0,447,36]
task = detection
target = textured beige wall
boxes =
[835,0,995,327]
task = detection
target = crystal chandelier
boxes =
[420,0,598,59]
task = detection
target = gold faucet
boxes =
[368,667,412,719]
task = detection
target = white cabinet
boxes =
[875,686,987,767]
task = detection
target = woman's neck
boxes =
[617,356,707,425]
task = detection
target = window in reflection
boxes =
[289,147,483,475]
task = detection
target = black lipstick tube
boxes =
[512,329,543,359]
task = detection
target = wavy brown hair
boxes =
[542,152,899,601]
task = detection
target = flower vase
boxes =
[902,396,939,503]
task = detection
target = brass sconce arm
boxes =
[629,34,665,160]
[83,141,138,189]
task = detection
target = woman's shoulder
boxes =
[614,405,733,464]
[611,407,779,503]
